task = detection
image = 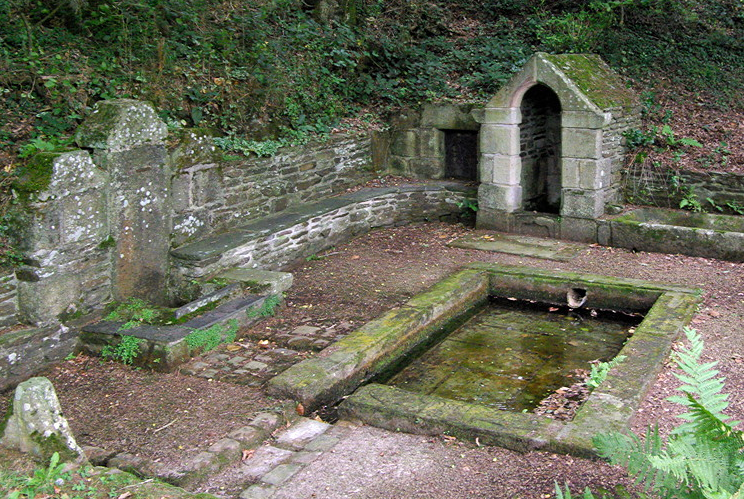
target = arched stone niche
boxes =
[477,53,640,239]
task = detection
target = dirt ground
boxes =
[2,221,742,497]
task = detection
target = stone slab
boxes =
[447,233,585,261]
[241,446,294,480]
[275,419,330,451]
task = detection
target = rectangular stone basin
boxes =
[268,263,700,457]
[608,207,744,261]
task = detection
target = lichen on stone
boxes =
[543,53,638,110]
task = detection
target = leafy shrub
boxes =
[101,335,144,365]
[579,328,744,499]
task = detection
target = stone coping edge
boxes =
[266,269,490,412]
[269,262,700,457]
[171,181,476,262]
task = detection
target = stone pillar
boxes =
[13,150,109,325]
[560,111,612,219]
[477,107,522,229]
[75,99,171,305]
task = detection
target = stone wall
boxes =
[386,104,480,179]
[172,183,476,283]
[171,134,373,247]
[0,270,18,327]
[0,324,77,392]
[624,167,744,213]
[602,106,639,203]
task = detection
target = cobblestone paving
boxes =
[179,323,351,385]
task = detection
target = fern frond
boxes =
[671,328,735,434]
[594,426,680,494]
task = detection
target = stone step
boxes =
[79,294,270,371]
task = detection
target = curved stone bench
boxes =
[170,181,477,283]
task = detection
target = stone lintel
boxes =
[420,103,479,130]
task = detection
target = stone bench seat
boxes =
[170,181,476,281]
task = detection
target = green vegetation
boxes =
[586,355,627,390]
[184,318,239,353]
[104,297,173,329]
[100,334,144,365]
[248,294,282,318]
[558,327,744,499]
[2,0,742,164]
[3,451,66,499]
[1,453,210,499]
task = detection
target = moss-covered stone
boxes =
[543,53,638,110]
[75,99,167,152]
[169,128,220,171]
[1,377,86,463]
[12,153,56,195]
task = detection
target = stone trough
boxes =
[605,207,744,261]
[268,263,700,458]
[79,268,292,371]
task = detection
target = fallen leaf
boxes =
[548,307,559,312]
[296,402,305,416]
[118,493,133,499]
[242,449,255,461]
[226,344,242,352]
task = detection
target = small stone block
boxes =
[275,419,330,450]
[81,446,116,466]
[304,434,339,452]
[240,445,294,480]
[249,413,281,432]
[240,484,277,499]
[228,356,247,366]
[291,325,322,336]
[182,451,217,474]
[208,438,241,461]
[261,463,303,486]
[206,353,230,363]
[227,426,264,447]
[287,336,315,350]
[245,361,268,371]
[290,450,322,464]
[198,369,219,379]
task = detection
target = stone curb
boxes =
[99,410,289,488]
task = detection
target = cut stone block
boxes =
[274,419,331,450]
[218,268,293,295]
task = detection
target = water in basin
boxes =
[386,299,640,412]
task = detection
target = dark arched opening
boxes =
[519,84,562,214]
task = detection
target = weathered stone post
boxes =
[75,99,172,305]
[13,150,109,325]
